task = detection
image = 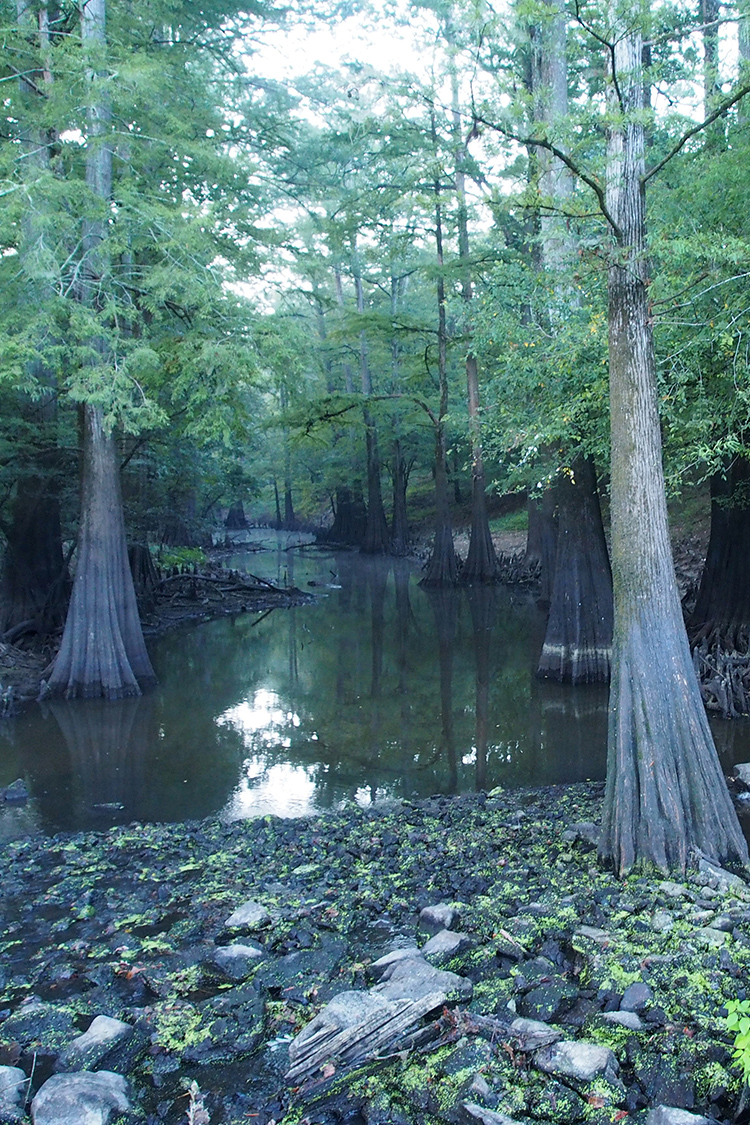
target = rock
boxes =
[694,927,728,947]
[421,930,472,961]
[0,999,76,1055]
[211,942,265,979]
[534,1039,621,1085]
[56,1015,133,1072]
[562,822,599,845]
[373,956,472,1004]
[462,1106,522,1125]
[659,881,689,899]
[734,762,750,788]
[645,1109,715,1125]
[652,911,675,932]
[695,857,750,898]
[0,1065,26,1123]
[31,1071,129,1125]
[467,1074,493,1102]
[223,899,270,930]
[369,947,420,980]
[574,925,609,944]
[620,981,653,1011]
[3,780,28,805]
[419,903,460,935]
[518,978,579,1023]
[509,1016,563,1051]
[600,1010,644,1031]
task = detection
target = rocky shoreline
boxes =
[1,782,749,1124]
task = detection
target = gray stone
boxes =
[31,1072,129,1125]
[0,1066,27,1123]
[645,1109,715,1125]
[734,762,750,788]
[694,927,728,947]
[652,911,675,932]
[696,857,750,899]
[212,943,264,979]
[370,947,420,980]
[373,956,472,1003]
[419,903,460,935]
[56,1016,133,1072]
[620,981,653,1011]
[3,780,28,805]
[518,978,579,1023]
[659,881,689,899]
[561,821,599,845]
[509,1016,563,1051]
[224,899,270,930]
[462,1105,522,1125]
[600,1010,644,1031]
[534,1040,620,1085]
[574,925,609,943]
[421,930,472,960]
[1,999,76,1053]
[467,1074,493,1102]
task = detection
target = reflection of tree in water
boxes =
[425,588,459,793]
[465,585,499,792]
[48,696,155,825]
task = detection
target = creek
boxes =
[1,531,748,839]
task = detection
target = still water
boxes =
[1,533,747,838]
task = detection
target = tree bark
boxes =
[689,459,750,652]
[1,2,67,635]
[422,111,459,586]
[355,269,390,554]
[537,457,613,683]
[45,0,155,699]
[598,17,746,873]
[44,406,156,698]
[390,439,410,555]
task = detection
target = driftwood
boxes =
[286,992,446,1083]
[285,999,560,1087]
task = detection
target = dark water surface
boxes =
[1,533,747,838]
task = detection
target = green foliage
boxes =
[725,999,750,1085]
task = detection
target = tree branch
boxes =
[470,109,623,240]
[643,82,750,182]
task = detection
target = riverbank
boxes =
[1,782,749,1124]
[0,564,313,714]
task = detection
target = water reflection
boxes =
[10,539,748,837]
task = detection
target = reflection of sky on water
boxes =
[218,690,316,818]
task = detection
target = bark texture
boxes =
[689,459,750,652]
[599,21,746,872]
[422,116,459,586]
[537,458,613,683]
[45,0,155,699]
[45,406,156,699]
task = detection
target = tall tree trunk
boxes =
[45,0,155,699]
[530,2,614,676]
[355,269,390,554]
[537,458,612,682]
[422,111,459,586]
[598,16,746,873]
[390,439,410,555]
[531,488,559,608]
[1,2,67,636]
[44,407,156,698]
[689,458,750,652]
